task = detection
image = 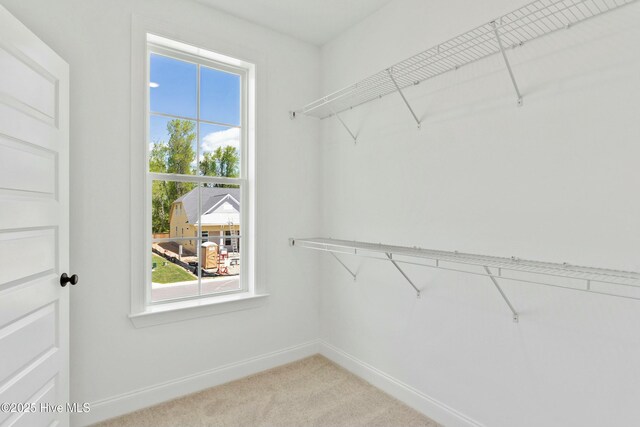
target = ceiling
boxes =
[194,0,392,46]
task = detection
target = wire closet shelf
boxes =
[291,0,637,122]
[290,237,640,321]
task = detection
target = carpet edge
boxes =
[74,339,321,427]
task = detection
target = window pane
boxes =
[151,240,199,302]
[199,184,241,296]
[199,184,240,239]
[200,66,240,126]
[149,116,197,175]
[149,53,197,118]
[146,43,249,305]
[151,180,198,236]
[201,237,242,296]
[199,123,240,177]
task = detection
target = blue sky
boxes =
[149,53,241,172]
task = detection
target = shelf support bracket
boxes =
[386,253,421,298]
[484,266,519,322]
[331,109,358,143]
[491,21,523,107]
[387,69,421,128]
[330,252,357,281]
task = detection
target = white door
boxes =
[0,5,71,427]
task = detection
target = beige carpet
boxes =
[94,355,442,427]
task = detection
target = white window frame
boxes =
[129,18,266,327]
[146,40,250,303]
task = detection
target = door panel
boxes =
[0,229,57,288]
[10,379,57,427]
[0,44,57,120]
[0,350,59,425]
[0,4,70,427]
[0,303,57,384]
[0,133,57,195]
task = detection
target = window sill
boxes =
[129,292,269,328]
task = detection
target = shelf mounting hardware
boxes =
[387,68,421,128]
[293,0,634,120]
[332,109,358,143]
[386,253,421,298]
[491,20,523,107]
[330,252,357,281]
[484,266,519,323]
[290,237,640,321]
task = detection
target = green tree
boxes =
[150,119,197,233]
[165,120,196,205]
[199,145,239,187]
[151,180,170,233]
[199,151,219,177]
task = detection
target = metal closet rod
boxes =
[289,0,638,138]
[289,237,640,322]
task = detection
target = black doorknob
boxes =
[60,273,79,287]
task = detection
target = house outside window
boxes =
[145,34,254,305]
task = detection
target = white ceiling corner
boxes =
[194,0,393,45]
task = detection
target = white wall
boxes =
[0,0,321,424]
[319,0,640,426]
[3,0,640,425]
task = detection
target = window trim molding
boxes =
[130,14,266,326]
[129,293,269,328]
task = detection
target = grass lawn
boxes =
[152,254,196,284]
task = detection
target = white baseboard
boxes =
[319,341,485,427]
[75,339,481,427]
[74,340,320,426]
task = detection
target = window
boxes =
[146,35,253,305]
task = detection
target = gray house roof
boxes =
[175,186,240,225]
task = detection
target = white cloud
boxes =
[201,127,240,153]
